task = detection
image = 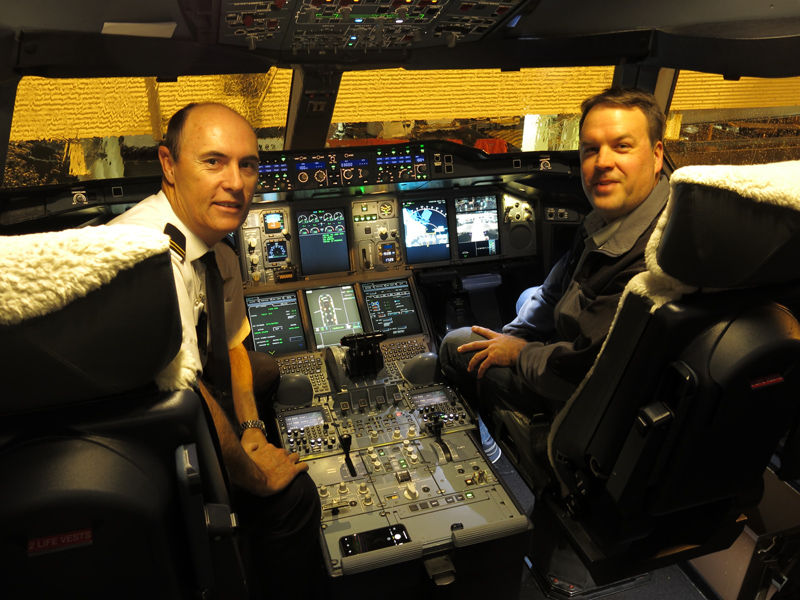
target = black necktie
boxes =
[199,251,232,400]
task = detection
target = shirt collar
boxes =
[151,190,212,262]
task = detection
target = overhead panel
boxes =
[219,0,523,54]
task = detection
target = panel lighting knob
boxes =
[410,453,419,464]
[404,482,418,500]
[248,239,257,251]
[338,481,348,494]
[358,482,368,494]
[319,485,329,497]
[393,428,401,439]
[407,425,417,437]
[250,255,260,265]
[363,492,373,505]
[370,431,379,443]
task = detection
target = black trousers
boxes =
[234,473,324,600]
[202,351,324,599]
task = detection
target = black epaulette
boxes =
[164,223,186,263]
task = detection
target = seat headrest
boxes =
[0,226,196,411]
[655,160,800,289]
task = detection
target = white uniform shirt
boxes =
[110,191,250,375]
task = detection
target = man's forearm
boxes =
[199,380,267,488]
[229,342,259,424]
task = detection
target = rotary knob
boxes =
[319,485,329,497]
[338,481,348,494]
[404,482,418,500]
[358,482,368,494]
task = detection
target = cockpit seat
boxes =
[0,225,246,599]
[497,160,800,585]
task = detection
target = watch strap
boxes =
[239,419,266,437]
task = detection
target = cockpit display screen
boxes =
[246,292,306,356]
[296,207,349,275]
[455,194,500,259]
[263,211,284,231]
[361,279,423,338]
[266,240,288,263]
[284,409,325,430]
[408,388,449,409]
[305,285,364,349]
[401,198,450,264]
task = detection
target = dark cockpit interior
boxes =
[2,1,800,599]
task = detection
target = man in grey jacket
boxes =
[440,87,669,426]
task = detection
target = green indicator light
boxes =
[379,450,385,456]
[465,492,474,499]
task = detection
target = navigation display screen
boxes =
[296,207,349,275]
[401,198,450,264]
[305,285,364,349]
[266,240,288,263]
[246,292,306,356]
[362,279,423,338]
[455,194,500,259]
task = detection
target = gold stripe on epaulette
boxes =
[169,239,186,260]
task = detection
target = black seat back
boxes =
[0,226,246,599]
[547,160,800,582]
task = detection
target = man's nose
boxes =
[224,164,245,191]
[595,146,614,169]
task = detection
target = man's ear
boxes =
[653,140,664,174]
[158,145,176,185]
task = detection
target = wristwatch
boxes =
[239,420,267,437]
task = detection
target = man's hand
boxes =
[241,426,267,450]
[457,325,527,379]
[242,441,309,497]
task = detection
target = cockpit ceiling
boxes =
[2,0,800,76]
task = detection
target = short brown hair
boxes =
[579,87,665,148]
